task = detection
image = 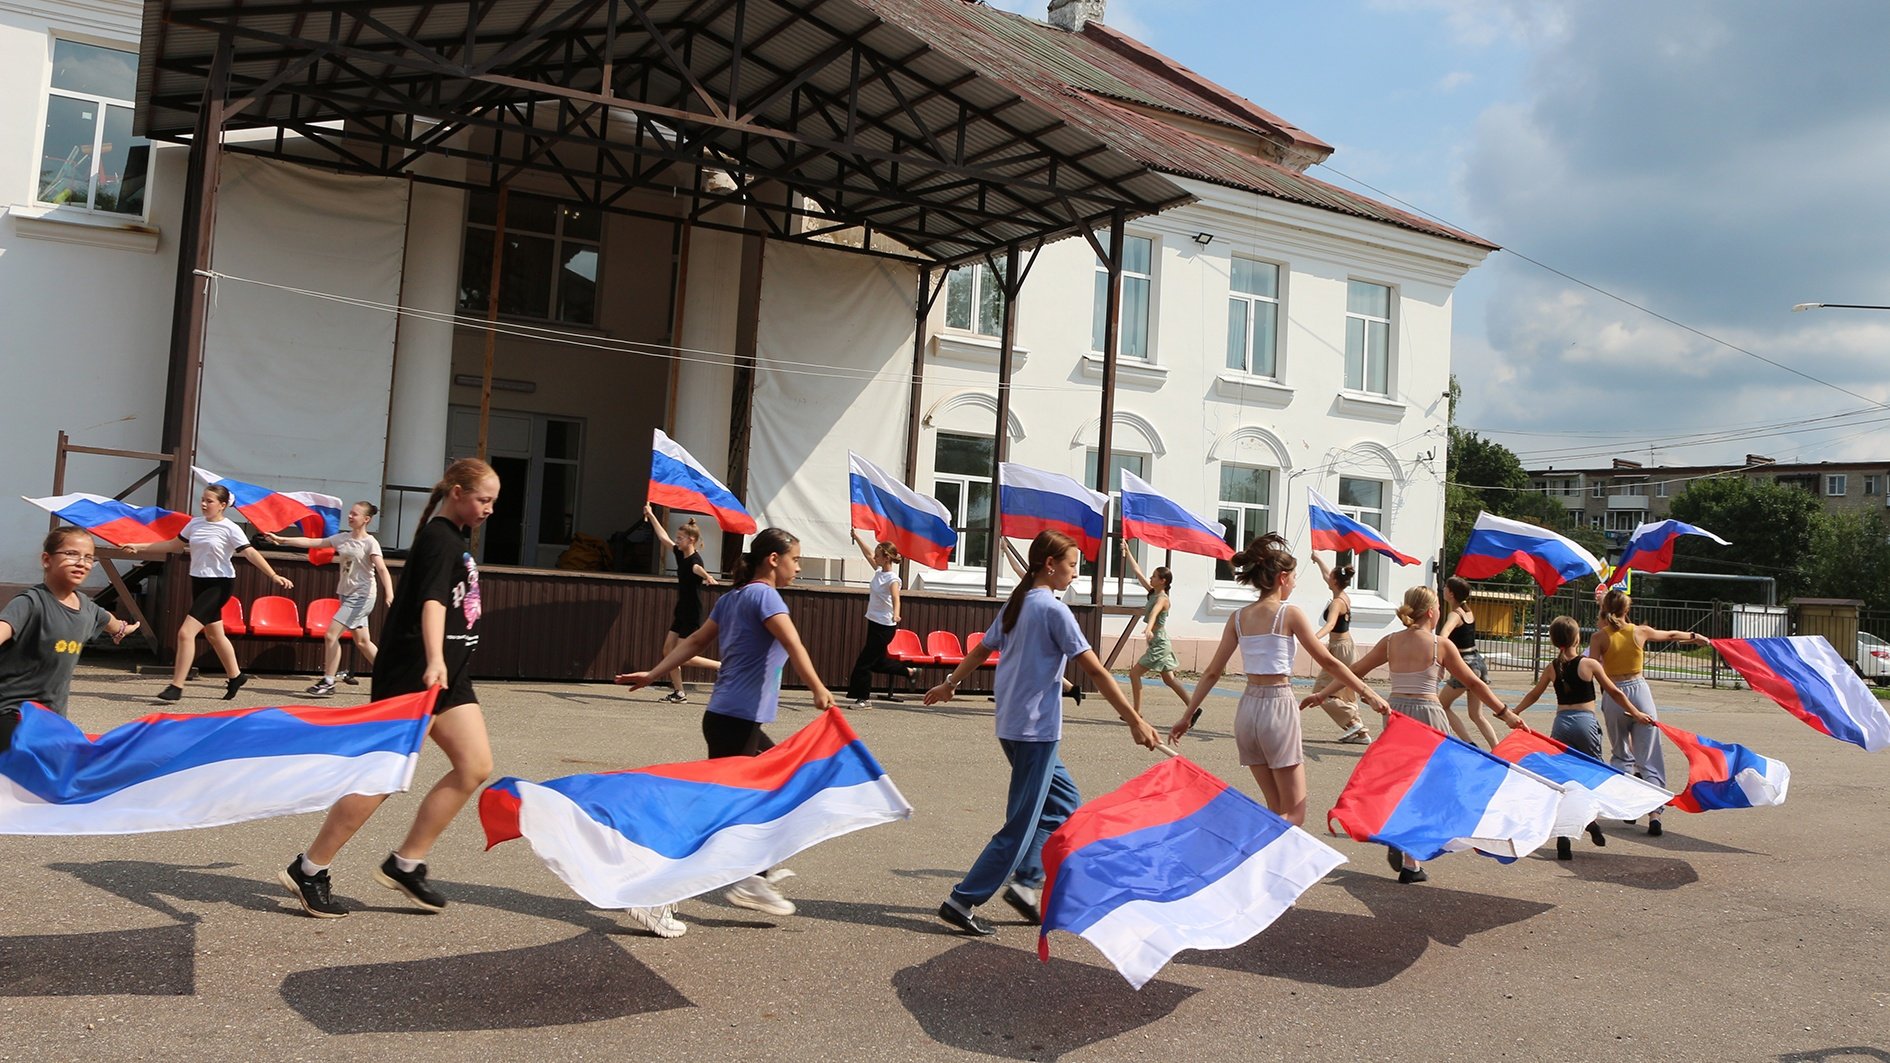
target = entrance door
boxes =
[447,406,585,567]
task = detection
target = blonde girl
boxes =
[1590,587,1707,837]
[265,501,395,698]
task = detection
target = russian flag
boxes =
[479,707,911,909]
[1710,636,1890,752]
[1657,723,1790,812]
[284,490,345,566]
[192,466,318,534]
[849,452,956,570]
[1118,470,1233,561]
[648,429,757,535]
[1327,711,1563,861]
[999,463,1108,561]
[1609,519,1729,584]
[22,493,189,547]
[0,691,435,835]
[1307,487,1418,566]
[1038,756,1343,989]
[1490,728,1672,839]
[1455,512,1602,595]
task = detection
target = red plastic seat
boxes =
[247,595,304,638]
[966,631,999,665]
[926,630,966,666]
[304,598,353,639]
[218,597,247,635]
[887,629,927,663]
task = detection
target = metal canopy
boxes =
[135,0,1195,265]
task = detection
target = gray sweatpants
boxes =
[1599,675,1666,790]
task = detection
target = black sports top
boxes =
[1447,609,1478,650]
[674,546,706,607]
[1552,657,1597,706]
[1326,599,1351,635]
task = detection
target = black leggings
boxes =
[845,620,902,701]
[702,709,774,759]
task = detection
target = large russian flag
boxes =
[1118,470,1233,561]
[1657,723,1790,812]
[479,707,911,909]
[22,493,189,547]
[1327,711,1563,860]
[847,452,956,570]
[1307,487,1419,566]
[1710,636,1890,752]
[1609,519,1729,584]
[998,463,1108,560]
[192,466,319,534]
[648,429,758,534]
[1038,755,1343,989]
[0,692,435,834]
[1490,727,1672,839]
[284,489,346,566]
[1455,511,1602,595]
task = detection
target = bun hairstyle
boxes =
[1001,530,1080,634]
[875,541,904,566]
[1230,533,1296,594]
[1396,585,1439,629]
[42,526,90,554]
[732,527,799,585]
[1444,576,1472,606]
[1152,565,1173,592]
[353,500,380,518]
[1549,615,1581,649]
[1600,587,1631,632]
[417,457,498,531]
[676,517,702,544]
[203,483,233,506]
[1331,564,1355,590]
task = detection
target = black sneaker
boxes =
[1385,846,1404,873]
[937,898,995,936]
[1556,837,1573,861]
[157,684,183,702]
[1647,817,1663,837]
[1586,821,1607,847]
[337,670,358,686]
[376,853,446,911]
[278,857,348,918]
[305,678,337,698]
[223,672,253,701]
[1397,866,1429,884]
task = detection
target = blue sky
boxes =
[984,0,1890,471]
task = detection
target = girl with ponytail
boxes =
[642,502,720,703]
[1588,586,1707,837]
[844,531,912,706]
[923,530,1158,936]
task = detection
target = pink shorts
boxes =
[1235,684,1303,769]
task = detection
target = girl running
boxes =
[126,484,292,703]
[1172,534,1384,828]
[1310,553,1371,744]
[1307,585,1506,883]
[0,528,138,748]
[1591,587,1707,837]
[265,501,395,698]
[1119,542,1189,718]
[644,502,720,703]
[1437,577,1497,748]
[844,530,913,708]
[1497,615,1650,859]
[618,527,837,937]
[924,530,1159,937]
[277,458,499,919]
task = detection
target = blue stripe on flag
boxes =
[1000,485,1105,538]
[1462,529,1596,581]
[1744,638,1864,747]
[651,451,745,510]
[1374,740,1510,859]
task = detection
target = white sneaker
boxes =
[626,904,686,938]
[725,874,795,916]
[850,698,871,708]
[760,867,797,885]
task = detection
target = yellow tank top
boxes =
[1601,626,1643,677]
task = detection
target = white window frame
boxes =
[1214,463,1275,583]
[1343,279,1393,396]
[943,262,1006,337]
[931,432,994,572]
[1865,475,1879,497]
[1827,474,1848,497]
[1336,476,1388,593]
[1092,232,1155,361]
[1656,480,1669,498]
[1226,256,1281,378]
[35,37,151,219]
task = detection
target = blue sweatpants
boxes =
[950,739,1080,907]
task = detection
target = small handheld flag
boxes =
[1307,487,1418,566]
[284,490,345,566]
[998,463,1108,560]
[848,452,956,570]
[1608,519,1729,584]
[648,429,758,534]
[192,466,319,534]
[1455,512,1602,595]
[1657,723,1789,812]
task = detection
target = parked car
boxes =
[1858,632,1890,687]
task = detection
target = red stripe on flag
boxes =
[630,707,860,789]
[1708,639,1830,737]
[1326,711,1450,841]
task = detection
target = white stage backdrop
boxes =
[196,155,409,509]
[747,241,916,561]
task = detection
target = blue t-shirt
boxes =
[983,588,1090,742]
[706,581,791,724]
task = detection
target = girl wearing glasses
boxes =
[0,528,138,749]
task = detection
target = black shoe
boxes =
[1586,821,1607,847]
[1385,846,1404,873]
[223,673,253,701]
[1397,867,1429,884]
[157,684,183,702]
[376,853,446,911]
[1556,837,1573,861]
[1647,817,1663,837]
[1002,884,1042,925]
[937,898,995,936]
[278,857,348,918]
[338,670,359,686]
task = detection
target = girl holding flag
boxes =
[1591,587,1708,836]
[643,502,720,703]
[1310,553,1372,744]
[1119,543,1189,718]
[924,530,1159,937]
[264,501,395,698]
[1170,534,1386,829]
[845,530,913,708]
[1438,577,1498,748]
[125,483,293,703]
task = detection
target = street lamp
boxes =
[1793,302,1890,312]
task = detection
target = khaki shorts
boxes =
[1389,695,1448,732]
[1235,684,1303,769]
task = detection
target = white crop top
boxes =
[1236,604,1295,675]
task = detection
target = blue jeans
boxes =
[951,739,1080,907]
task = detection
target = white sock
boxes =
[391,852,421,873]
[321,675,336,684]
[298,854,328,876]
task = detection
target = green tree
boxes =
[1798,508,1890,611]
[1444,376,1606,579]
[1663,477,1822,602]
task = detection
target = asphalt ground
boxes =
[3,665,1888,1062]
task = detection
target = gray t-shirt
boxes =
[326,533,384,600]
[0,585,111,716]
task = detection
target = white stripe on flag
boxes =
[1735,759,1791,807]
[1446,767,1563,859]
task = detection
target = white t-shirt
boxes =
[327,533,385,600]
[182,517,251,578]
[865,569,901,626]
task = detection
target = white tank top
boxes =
[1237,604,1295,675]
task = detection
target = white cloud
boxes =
[1436,70,1475,92]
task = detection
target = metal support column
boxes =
[984,242,1022,598]
[1092,209,1125,604]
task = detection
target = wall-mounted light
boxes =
[453,373,537,393]
[1192,232,1214,246]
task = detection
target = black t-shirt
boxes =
[673,545,705,608]
[378,517,481,692]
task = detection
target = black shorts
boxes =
[373,665,478,714]
[188,576,237,624]
[0,709,17,753]
[670,599,703,639]
[702,709,773,758]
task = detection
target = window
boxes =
[1215,465,1273,582]
[944,262,1006,336]
[1226,257,1280,377]
[1606,510,1644,532]
[932,433,994,570]
[458,191,601,325]
[1336,477,1387,592]
[1866,475,1879,496]
[1827,474,1848,497]
[1592,482,1605,498]
[1083,450,1148,583]
[1590,514,1603,529]
[1656,480,1669,498]
[36,40,150,216]
[538,418,583,548]
[1343,280,1391,395]
[1092,232,1153,360]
